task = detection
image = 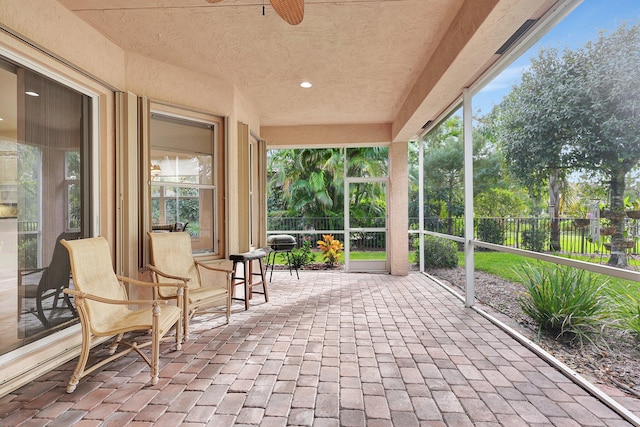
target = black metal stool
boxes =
[230,249,268,310]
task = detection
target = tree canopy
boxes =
[267,147,389,221]
[489,21,640,265]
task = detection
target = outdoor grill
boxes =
[267,234,297,251]
[266,234,299,280]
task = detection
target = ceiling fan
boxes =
[205,0,304,26]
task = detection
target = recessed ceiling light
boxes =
[25,91,39,97]
[0,118,3,121]
[300,81,312,89]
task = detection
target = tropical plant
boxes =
[267,147,390,223]
[317,234,344,266]
[268,148,344,218]
[517,262,610,344]
[624,196,640,211]
[286,238,314,269]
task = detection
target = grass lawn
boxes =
[459,251,640,297]
[349,251,386,261]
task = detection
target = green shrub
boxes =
[518,262,609,344]
[476,218,505,246]
[522,227,548,252]
[285,238,314,269]
[414,235,458,269]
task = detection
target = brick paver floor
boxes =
[1,271,638,426]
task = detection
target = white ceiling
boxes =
[3,0,559,141]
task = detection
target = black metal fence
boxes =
[267,216,386,252]
[268,216,639,255]
[410,216,639,255]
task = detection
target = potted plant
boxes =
[625,197,640,219]
[568,203,590,227]
[599,220,617,236]
[600,203,627,221]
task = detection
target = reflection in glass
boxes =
[0,63,91,355]
[151,149,216,254]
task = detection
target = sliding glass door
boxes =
[0,58,93,354]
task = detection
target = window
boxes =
[150,113,224,255]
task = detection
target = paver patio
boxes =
[1,270,638,426]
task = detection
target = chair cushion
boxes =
[92,305,181,337]
[188,285,227,305]
[229,249,267,261]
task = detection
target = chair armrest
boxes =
[117,273,186,288]
[64,288,166,307]
[145,265,191,283]
[195,260,233,274]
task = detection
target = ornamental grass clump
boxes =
[517,262,610,345]
[317,234,344,267]
[609,284,640,339]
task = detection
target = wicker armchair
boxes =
[61,236,183,393]
[147,232,232,340]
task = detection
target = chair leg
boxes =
[35,293,49,328]
[231,260,251,310]
[268,251,276,281]
[231,260,239,299]
[108,333,124,355]
[183,289,190,342]
[175,289,183,351]
[225,272,232,323]
[243,261,249,310]
[259,257,269,302]
[150,304,160,385]
[67,321,92,393]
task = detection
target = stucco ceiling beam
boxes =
[261,123,392,148]
[392,0,556,143]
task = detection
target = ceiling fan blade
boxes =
[270,0,304,25]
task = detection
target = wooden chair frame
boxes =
[147,232,232,341]
[61,237,184,393]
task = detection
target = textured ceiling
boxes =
[55,0,555,139]
[57,0,462,127]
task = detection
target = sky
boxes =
[471,0,640,116]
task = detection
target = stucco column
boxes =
[389,141,409,276]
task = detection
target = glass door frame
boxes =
[343,154,389,273]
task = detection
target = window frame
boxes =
[146,105,226,258]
